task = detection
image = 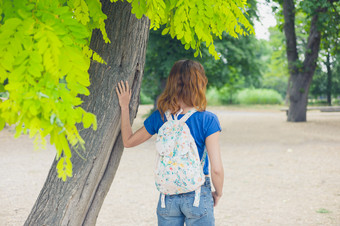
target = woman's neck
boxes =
[179,102,194,114]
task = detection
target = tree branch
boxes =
[282,0,299,75]
[303,7,327,73]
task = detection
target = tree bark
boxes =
[283,0,325,122]
[25,1,150,225]
[326,52,332,105]
[282,0,298,75]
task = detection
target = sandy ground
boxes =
[0,105,340,226]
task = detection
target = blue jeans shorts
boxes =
[156,177,215,226]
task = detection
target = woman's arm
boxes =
[116,81,152,148]
[206,131,224,207]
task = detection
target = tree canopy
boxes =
[0,0,254,180]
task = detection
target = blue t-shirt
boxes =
[144,110,222,175]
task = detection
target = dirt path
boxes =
[1,105,340,226]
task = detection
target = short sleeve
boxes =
[143,110,163,135]
[204,113,222,138]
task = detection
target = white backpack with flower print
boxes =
[155,108,207,208]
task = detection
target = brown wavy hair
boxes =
[157,59,208,118]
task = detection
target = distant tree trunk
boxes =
[283,0,325,122]
[326,52,332,105]
[286,70,313,122]
[25,1,150,225]
[285,76,291,105]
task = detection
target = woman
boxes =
[116,59,224,226]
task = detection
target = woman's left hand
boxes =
[212,191,222,207]
[116,80,131,110]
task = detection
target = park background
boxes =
[2,105,340,225]
[1,0,340,225]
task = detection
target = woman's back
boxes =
[144,109,221,176]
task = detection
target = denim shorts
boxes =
[156,177,215,226]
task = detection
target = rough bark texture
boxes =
[25,1,150,225]
[283,0,298,74]
[283,0,325,122]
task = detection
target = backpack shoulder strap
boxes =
[164,110,173,121]
[179,108,197,122]
[200,147,208,167]
[165,109,185,121]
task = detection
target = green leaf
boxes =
[0,117,5,131]
[29,104,39,116]
[14,124,23,138]
[83,112,96,129]
[57,157,64,171]
[29,118,40,138]
[2,18,22,31]
[0,84,5,92]
[161,27,169,35]
[184,29,192,43]
[65,157,73,177]
[208,44,215,55]
[56,157,67,181]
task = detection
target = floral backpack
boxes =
[155,108,207,208]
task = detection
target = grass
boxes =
[206,87,223,106]
[236,88,283,105]
[207,87,283,106]
[316,208,331,214]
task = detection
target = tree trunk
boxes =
[25,1,150,225]
[282,0,298,74]
[283,0,325,122]
[286,72,312,122]
[326,52,332,106]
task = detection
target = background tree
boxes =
[143,30,266,106]
[310,1,340,105]
[276,0,339,121]
[310,51,340,104]
[0,0,254,224]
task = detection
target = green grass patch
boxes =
[236,88,283,105]
[206,87,223,106]
[316,208,331,214]
[207,87,283,106]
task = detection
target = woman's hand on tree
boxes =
[116,80,131,110]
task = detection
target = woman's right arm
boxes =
[116,80,152,147]
[206,131,224,207]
